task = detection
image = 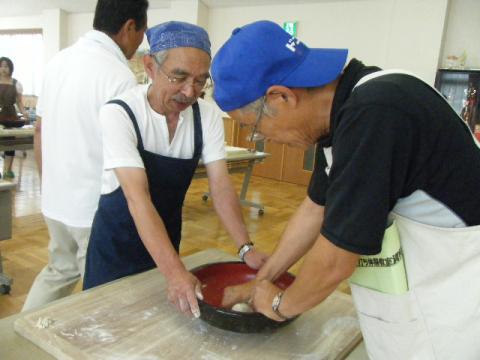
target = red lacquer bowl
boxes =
[191,261,298,333]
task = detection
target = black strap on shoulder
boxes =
[191,101,203,158]
[107,99,202,156]
[106,99,144,151]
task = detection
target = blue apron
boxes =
[83,99,203,289]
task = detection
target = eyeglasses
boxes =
[151,55,212,91]
[248,96,267,143]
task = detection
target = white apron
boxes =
[349,70,480,359]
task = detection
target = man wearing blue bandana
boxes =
[212,21,480,359]
[83,21,266,318]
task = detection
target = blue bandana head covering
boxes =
[146,21,211,56]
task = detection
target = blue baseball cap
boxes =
[146,21,211,56]
[211,20,348,112]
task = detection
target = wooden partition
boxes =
[223,117,314,186]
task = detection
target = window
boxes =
[0,30,44,96]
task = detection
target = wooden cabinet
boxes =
[282,145,316,185]
[223,116,237,146]
[223,117,315,186]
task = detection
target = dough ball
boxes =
[231,302,254,313]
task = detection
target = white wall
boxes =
[384,0,448,82]
[441,0,480,69]
[66,13,93,47]
[197,0,209,31]
[1,0,477,83]
[208,0,448,84]
[42,8,68,61]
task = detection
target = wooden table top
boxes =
[4,249,362,360]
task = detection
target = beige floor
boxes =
[0,150,349,319]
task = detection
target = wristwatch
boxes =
[271,291,289,320]
[238,241,254,262]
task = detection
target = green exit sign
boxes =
[283,21,298,36]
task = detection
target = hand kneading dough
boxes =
[231,302,254,313]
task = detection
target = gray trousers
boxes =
[22,216,90,311]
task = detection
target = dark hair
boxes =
[93,0,149,35]
[0,57,14,75]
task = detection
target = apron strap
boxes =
[106,99,145,151]
[191,101,203,158]
[107,99,203,156]
[353,70,480,148]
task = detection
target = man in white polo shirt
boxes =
[25,0,149,311]
[83,21,266,318]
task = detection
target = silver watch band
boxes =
[238,243,254,262]
[272,291,289,320]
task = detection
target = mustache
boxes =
[172,94,196,104]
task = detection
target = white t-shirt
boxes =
[37,30,137,227]
[99,84,226,194]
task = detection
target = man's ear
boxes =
[115,19,136,43]
[265,85,298,108]
[111,19,137,57]
[143,54,155,79]
[123,19,137,35]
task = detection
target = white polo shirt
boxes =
[37,30,138,227]
[98,84,226,194]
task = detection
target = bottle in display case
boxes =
[435,69,480,139]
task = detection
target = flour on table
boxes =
[35,317,55,329]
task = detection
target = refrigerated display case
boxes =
[434,69,480,139]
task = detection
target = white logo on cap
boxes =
[285,37,300,52]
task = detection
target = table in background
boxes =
[0,126,34,152]
[195,146,269,215]
[0,133,269,214]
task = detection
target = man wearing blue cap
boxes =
[212,21,480,359]
[83,21,266,318]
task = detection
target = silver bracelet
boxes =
[271,291,289,320]
[238,242,254,262]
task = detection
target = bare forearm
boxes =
[207,160,250,247]
[16,95,25,115]
[210,176,250,247]
[252,234,359,321]
[126,195,186,277]
[279,235,359,318]
[257,196,324,281]
[18,104,26,115]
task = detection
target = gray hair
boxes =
[151,50,169,67]
[240,96,275,117]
